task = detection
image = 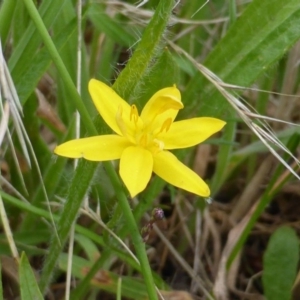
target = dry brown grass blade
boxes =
[0,41,29,194]
[153,223,214,300]
[0,101,9,145]
[35,89,66,133]
[213,202,259,300]
[276,40,300,122]
[0,193,19,260]
[0,41,30,168]
[202,208,222,277]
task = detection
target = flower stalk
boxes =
[104,161,158,300]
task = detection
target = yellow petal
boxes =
[54,135,131,161]
[160,117,226,149]
[140,86,183,131]
[88,79,142,136]
[153,151,210,197]
[119,146,153,197]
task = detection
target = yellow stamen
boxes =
[116,105,127,137]
[159,118,172,133]
[130,105,139,124]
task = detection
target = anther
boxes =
[159,118,172,133]
[130,105,139,123]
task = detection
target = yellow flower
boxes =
[54,79,226,197]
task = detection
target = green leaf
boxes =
[74,234,100,262]
[184,0,300,117]
[263,226,299,300]
[9,0,69,73]
[0,0,17,45]
[15,18,77,105]
[19,252,43,300]
[88,4,136,47]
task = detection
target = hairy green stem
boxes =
[114,0,175,100]
[104,162,158,300]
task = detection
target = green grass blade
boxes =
[228,0,237,25]
[88,4,136,47]
[15,18,77,105]
[0,0,16,45]
[19,252,43,300]
[0,190,106,248]
[21,0,96,136]
[9,0,69,73]
[210,120,236,193]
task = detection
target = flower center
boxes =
[129,105,172,154]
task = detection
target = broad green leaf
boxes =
[263,226,299,300]
[183,0,300,117]
[19,252,43,300]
